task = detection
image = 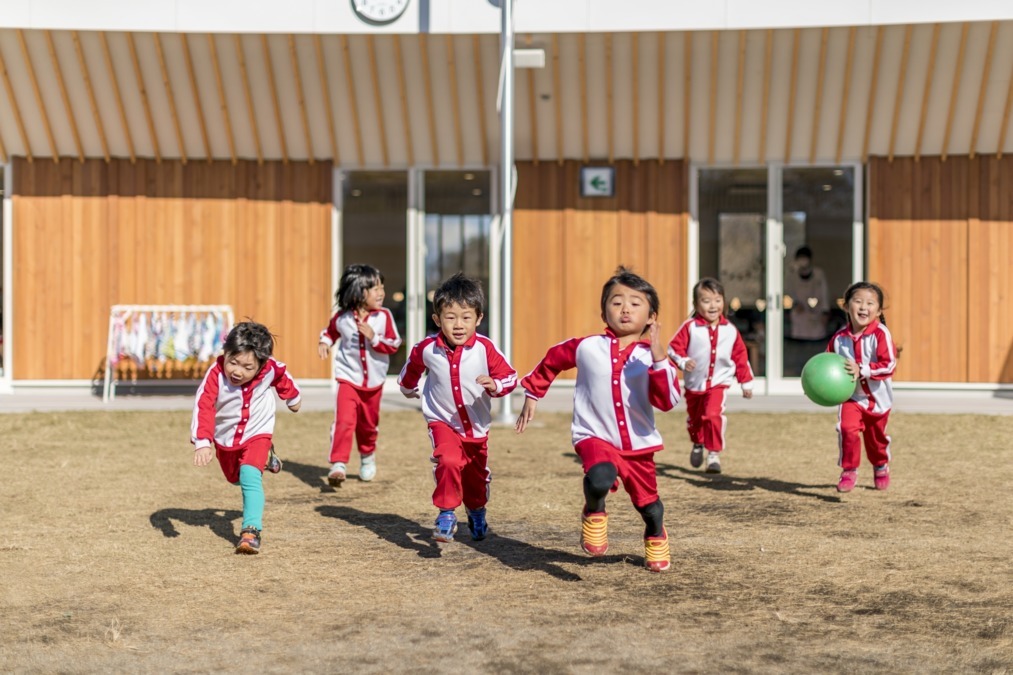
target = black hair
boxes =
[844,281,888,325]
[599,266,660,317]
[336,264,384,313]
[691,277,726,315]
[222,321,275,368]
[795,245,813,259]
[433,272,485,316]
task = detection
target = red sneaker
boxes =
[644,529,671,572]
[874,465,890,491]
[580,511,608,556]
[837,470,858,493]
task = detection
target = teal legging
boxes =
[236,464,265,531]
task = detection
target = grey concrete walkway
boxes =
[1,382,1011,416]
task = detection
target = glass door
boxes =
[694,164,861,393]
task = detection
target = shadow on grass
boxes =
[150,507,243,544]
[283,459,337,494]
[654,462,842,503]
[317,505,632,581]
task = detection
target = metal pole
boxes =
[497,0,515,423]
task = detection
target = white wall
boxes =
[2,0,1012,34]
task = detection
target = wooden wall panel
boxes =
[869,156,1013,384]
[11,157,333,382]
[513,159,688,377]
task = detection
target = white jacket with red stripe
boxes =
[668,315,754,393]
[397,332,517,440]
[827,320,897,414]
[520,330,682,453]
[319,308,402,389]
[191,356,302,451]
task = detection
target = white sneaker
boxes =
[327,462,346,487]
[705,451,722,474]
[359,454,376,482]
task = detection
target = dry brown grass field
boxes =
[1,407,1011,674]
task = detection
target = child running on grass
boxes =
[827,281,898,493]
[191,322,301,554]
[398,273,517,543]
[667,277,754,474]
[318,264,402,486]
[515,267,681,572]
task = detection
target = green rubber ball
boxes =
[801,352,856,407]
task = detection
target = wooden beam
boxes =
[861,26,884,163]
[631,33,639,166]
[445,35,463,167]
[288,35,314,164]
[45,30,84,162]
[914,24,941,162]
[261,34,288,164]
[180,34,211,162]
[808,27,829,164]
[941,23,968,162]
[783,28,800,163]
[235,34,263,164]
[732,31,745,165]
[999,43,1013,159]
[313,35,339,163]
[393,35,414,166]
[657,32,665,164]
[968,21,998,159]
[0,123,6,163]
[101,32,134,163]
[474,35,490,166]
[17,30,59,162]
[524,35,537,164]
[708,31,718,164]
[578,33,588,163]
[553,34,563,165]
[207,34,236,164]
[758,29,772,162]
[341,35,365,166]
[153,33,186,164]
[683,31,692,160]
[418,35,438,166]
[835,26,856,164]
[126,32,160,162]
[0,45,31,161]
[887,25,913,162]
[605,34,614,163]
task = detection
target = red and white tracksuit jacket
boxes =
[667,315,754,393]
[397,332,517,440]
[191,356,302,451]
[827,320,897,415]
[319,308,402,389]
[520,330,682,453]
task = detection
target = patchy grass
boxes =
[1,409,1011,673]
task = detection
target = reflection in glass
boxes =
[424,171,492,335]
[342,171,409,371]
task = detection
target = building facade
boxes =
[2,1,1012,394]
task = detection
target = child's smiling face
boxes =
[694,288,725,325]
[846,288,882,332]
[433,302,483,347]
[362,282,385,312]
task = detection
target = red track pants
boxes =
[428,421,490,511]
[329,382,383,464]
[836,400,891,470]
[684,387,728,452]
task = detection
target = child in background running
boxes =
[516,267,681,572]
[667,277,754,474]
[398,273,517,543]
[827,281,898,493]
[191,322,301,554]
[318,264,402,486]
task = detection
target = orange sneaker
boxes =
[644,529,671,572]
[235,527,261,555]
[580,511,609,556]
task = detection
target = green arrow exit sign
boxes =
[580,166,615,198]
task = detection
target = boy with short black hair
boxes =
[398,272,517,543]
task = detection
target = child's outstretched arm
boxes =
[515,337,581,432]
[191,362,219,466]
[515,396,538,433]
[397,339,430,398]
[730,329,755,399]
[270,360,303,412]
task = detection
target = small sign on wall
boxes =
[580,166,615,198]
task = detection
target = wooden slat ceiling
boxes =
[0,22,1010,166]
